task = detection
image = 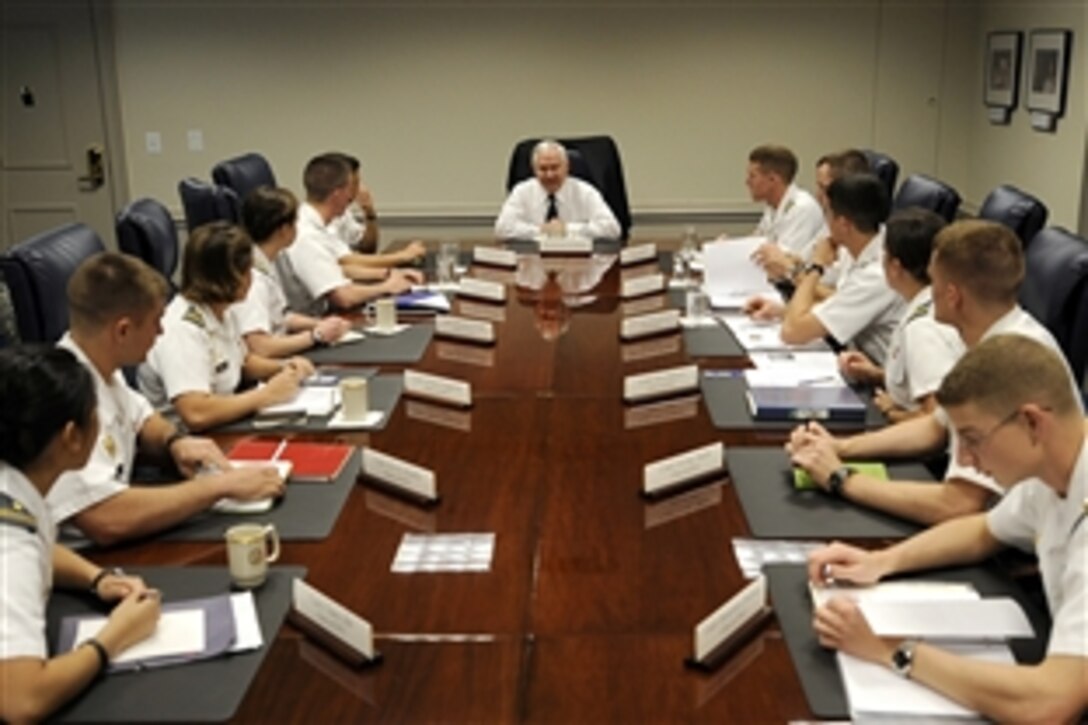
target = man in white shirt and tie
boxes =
[494,140,620,241]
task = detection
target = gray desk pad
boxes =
[683,324,744,357]
[305,323,434,364]
[701,374,885,431]
[502,238,623,255]
[728,447,931,539]
[48,565,306,723]
[764,563,1051,720]
[157,447,362,542]
[216,372,402,434]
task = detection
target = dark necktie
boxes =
[545,194,558,222]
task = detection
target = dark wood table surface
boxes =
[94,250,819,722]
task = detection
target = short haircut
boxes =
[242,186,298,244]
[937,334,1078,418]
[180,222,253,306]
[932,219,1024,304]
[67,251,169,332]
[826,173,890,233]
[749,145,798,183]
[0,345,95,469]
[884,208,947,284]
[329,152,360,172]
[303,153,352,202]
[532,139,568,167]
[816,149,871,179]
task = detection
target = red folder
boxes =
[228,438,355,483]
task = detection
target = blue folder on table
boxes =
[746,385,867,422]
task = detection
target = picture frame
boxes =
[984,31,1021,114]
[1025,29,1072,120]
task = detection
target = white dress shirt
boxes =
[232,246,288,336]
[495,177,620,241]
[882,287,965,410]
[280,203,351,315]
[0,462,54,660]
[755,183,827,257]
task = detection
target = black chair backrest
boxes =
[0,223,105,342]
[862,149,899,200]
[211,152,277,202]
[1019,226,1088,381]
[116,197,179,285]
[892,173,961,222]
[178,178,239,233]
[978,184,1048,248]
[506,136,632,241]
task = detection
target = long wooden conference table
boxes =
[87,245,903,721]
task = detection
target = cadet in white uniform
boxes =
[808,335,1087,723]
[0,346,159,723]
[743,144,826,258]
[138,222,308,432]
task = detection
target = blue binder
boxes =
[746,385,867,422]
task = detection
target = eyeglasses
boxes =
[958,408,1022,453]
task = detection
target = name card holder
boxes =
[539,237,592,255]
[361,446,440,506]
[620,309,681,341]
[404,370,473,408]
[435,315,496,345]
[620,243,658,267]
[623,364,699,404]
[685,576,773,672]
[472,246,518,268]
[288,579,383,668]
[458,277,507,303]
[642,441,725,500]
[621,273,666,299]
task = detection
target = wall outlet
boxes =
[187,129,204,152]
[145,131,162,154]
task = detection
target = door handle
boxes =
[78,144,105,190]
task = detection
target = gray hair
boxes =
[531,139,568,167]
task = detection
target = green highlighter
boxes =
[793,462,889,490]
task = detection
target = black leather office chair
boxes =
[0,223,105,343]
[862,150,899,200]
[1019,226,1088,382]
[212,152,277,203]
[506,136,632,241]
[892,174,961,222]
[978,185,1048,248]
[178,178,239,233]
[116,197,179,287]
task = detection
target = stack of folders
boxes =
[58,591,263,672]
[810,581,1034,720]
[743,351,865,422]
[229,438,354,483]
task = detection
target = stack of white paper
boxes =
[745,351,844,388]
[721,314,827,353]
[701,237,777,309]
[259,385,339,418]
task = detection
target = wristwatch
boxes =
[891,639,918,678]
[826,466,855,497]
[90,566,125,596]
[803,262,825,278]
[311,327,325,345]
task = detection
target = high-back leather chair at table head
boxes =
[892,173,961,222]
[506,135,632,241]
[978,184,1048,248]
[178,178,239,234]
[0,223,105,343]
[212,152,277,202]
[862,149,899,200]
[1019,226,1088,384]
[116,197,179,289]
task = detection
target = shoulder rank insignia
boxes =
[782,199,795,215]
[0,492,38,534]
[182,305,206,329]
[906,300,932,325]
[102,433,118,459]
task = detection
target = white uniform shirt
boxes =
[882,287,965,410]
[755,183,827,257]
[811,229,904,366]
[138,295,247,408]
[987,439,1087,657]
[494,178,620,241]
[47,335,153,524]
[232,246,288,336]
[331,204,368,248]
[0,462,55,659]
[280,203,351,315]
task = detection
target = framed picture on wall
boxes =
[984,31,1021,122]
[1025,28,1072,130]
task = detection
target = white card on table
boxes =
[539,236,592,255]
[620,309,681,340]
[693,575,767,662]
[620,243,658,266]
[623,364,699,402]
[434,315,496,344]
[292,578,374,659]
[621,273,666,299]
[362,447,437,501]
[643,441,724,495]
[473,246,517,268]
[404,369,473,407]
[458,276,506,302]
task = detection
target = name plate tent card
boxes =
[288,578,381,668]
[685,575,773,671]
[642,441,725,498]
[539,235,593,255]
[621,273,666,299]
[473,246,517,268]
[434,314,496,344]
[619,242,658,266]
[404,369,473,408]
[361,446,439,505]
[623,364,699,403]
[457,276,507,303]
[620,308,681,340]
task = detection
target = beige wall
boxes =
[108,0,1084,232]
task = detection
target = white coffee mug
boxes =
[367,298,397,331]
[340,377,369,420]
[225,523,280,589]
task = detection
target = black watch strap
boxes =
[828,466,854,497]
